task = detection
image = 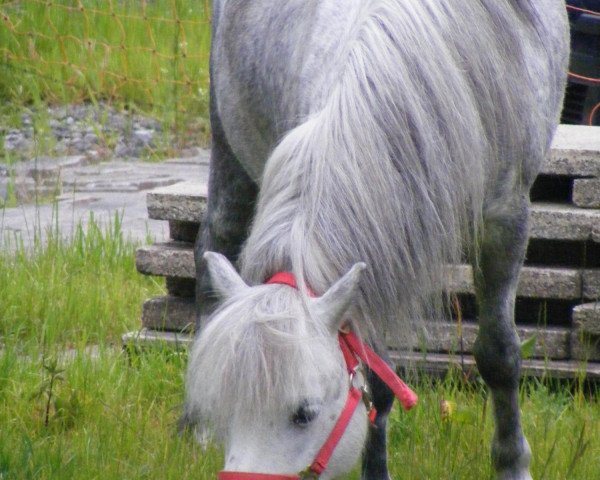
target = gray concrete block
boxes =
[147,181,207,222]
[141,295,196,332]
[393,351,600,379]
[122,328,193,351]
[135,242,195,279]
[571,330,600,362]
[573,179,600,209]
[573,302,600,336]
[136,243,585,301]
[447,265,582,300]
[545,125,600,177]
[405,321,571,359]
[583,270,600,300]
[529,203,600,241]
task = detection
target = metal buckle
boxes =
[349,364,366,389]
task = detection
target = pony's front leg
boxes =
[361,346,395,480]
[194,97,258,328]
[473,197,532,480]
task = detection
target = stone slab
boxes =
[121,329,600,379]
[24,155,88,182]
[583,270,600,300]
[448,264,583,300]
[545,125,600,177]
[136,242,587,300]
[122,328,193,351]
[141,292,571,359]
[571,330,600,362]
[145,180,600,244]
[529,202,600,241]
[413,322,571,360]
[573,302,600,336]
[147,181,208,223]
[392,351,600,379]
[135,242,196,279]
[573,178,600,209]
[142,295,196,332]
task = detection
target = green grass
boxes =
[0,0,212,154]
[0,218,599,478]
[0,213,164,350]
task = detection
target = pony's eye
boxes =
[291,403,320,427]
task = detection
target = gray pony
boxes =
[184,1,570,479]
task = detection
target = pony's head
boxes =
[184,252,369,478]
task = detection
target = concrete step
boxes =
[121,328,600,379]
[141,295,196,332]
[136,241,195,279]
[546,125,600,177]
[140,293,573,359]
[392,351,600,379]
[122,328,193,351]
[147,181,600,244]
[571,302,600,361]
[147,181,207,223]
[529,202,600,241]
[573,178,600,209]
[574,302,600,336]
[136,242,599,301]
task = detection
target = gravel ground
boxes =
[0,104,210,248]
[1,103,201,163]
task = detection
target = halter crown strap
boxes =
[265,271,418,411]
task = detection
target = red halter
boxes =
[218,273,417,480]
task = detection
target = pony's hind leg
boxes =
[194,97,258,327]
[361,348,395,480]
[473,196,532,480]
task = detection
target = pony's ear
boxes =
[203,252,248,299]
[311,263,366,332]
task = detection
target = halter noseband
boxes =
[218,273,417,480]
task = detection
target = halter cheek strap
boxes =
[218,273,417,480]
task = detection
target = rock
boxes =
[134,128,154,146]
